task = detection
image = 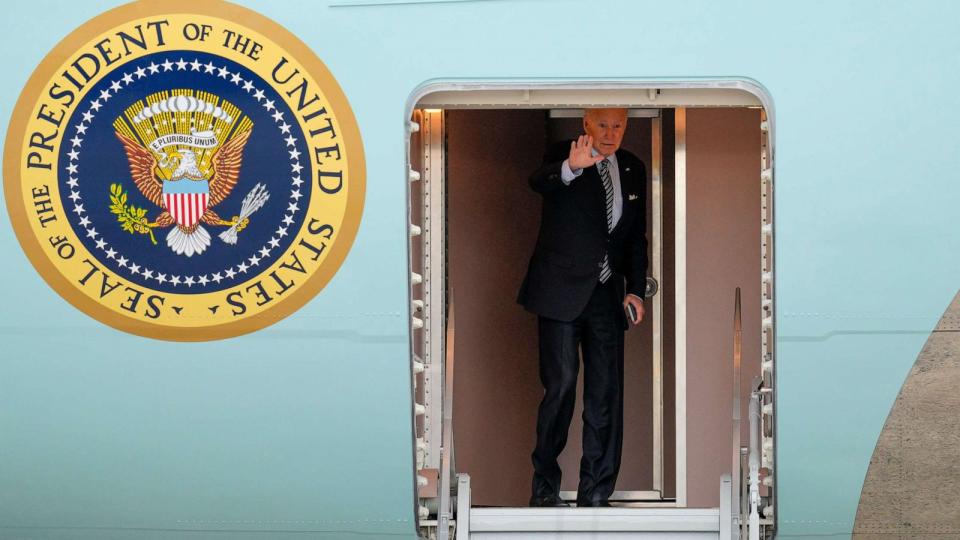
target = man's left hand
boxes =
[623,294,645,325]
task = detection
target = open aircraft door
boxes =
[406,84,776,540]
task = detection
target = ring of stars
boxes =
[65,56,306,290]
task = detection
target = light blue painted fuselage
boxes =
[1,1,958,538]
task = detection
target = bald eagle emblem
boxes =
[111,90,269,257]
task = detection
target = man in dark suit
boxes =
[518,108,648,508]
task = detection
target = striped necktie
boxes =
[598,158,614,283]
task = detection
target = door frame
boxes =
[405,79,777,513]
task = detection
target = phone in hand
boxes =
[625,303,638,324]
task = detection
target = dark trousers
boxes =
[531,280,625,505]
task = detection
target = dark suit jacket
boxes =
[517,142,649,322]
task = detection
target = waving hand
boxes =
[568,135,605,170]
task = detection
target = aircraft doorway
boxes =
[408,85,776,538]
[436,108,673,507]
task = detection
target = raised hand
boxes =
[568,135,605,170]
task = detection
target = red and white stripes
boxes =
[163,193,209,228]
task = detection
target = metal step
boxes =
[468,507,720,539]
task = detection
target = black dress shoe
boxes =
[529,494,571,507]
[577,500,612,507]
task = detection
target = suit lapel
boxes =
[591,163,607,225]
[575,151,636,236]
[573,165,607,231]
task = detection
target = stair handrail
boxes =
[731,288,743,540]
[748,381,762,540]
[437,291,456,540]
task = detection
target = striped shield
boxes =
[162,180,210,228]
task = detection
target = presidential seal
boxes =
[4,1,365,341]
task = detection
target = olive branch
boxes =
[109,183,157,245]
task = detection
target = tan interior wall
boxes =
[684,108,762,507]
[447,110,545,507]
